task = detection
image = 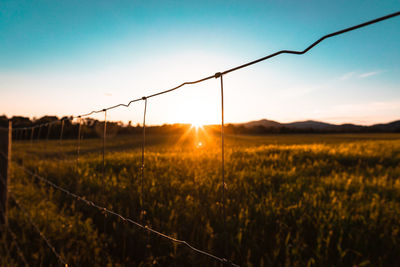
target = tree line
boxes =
[1,115,399,140]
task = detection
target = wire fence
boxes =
[8,191,68,266]
[1,11,399,266]
[6,224,29,267]
[2,153,239,266]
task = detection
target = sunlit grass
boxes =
[4,133,400,266]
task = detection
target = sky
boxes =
[1,0,399,126]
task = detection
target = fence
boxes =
[1,11,399,266]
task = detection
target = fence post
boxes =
[0,121,12,226]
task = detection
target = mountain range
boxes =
[238,119,400,132]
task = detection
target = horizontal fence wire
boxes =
[8,193,68,267]
[3,11,398,131]
[4,154,239,267]
[1,11,399,267]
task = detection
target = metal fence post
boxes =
[0,121,12,226]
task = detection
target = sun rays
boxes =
[175,122,213,148]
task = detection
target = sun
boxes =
[176,115,212,148]
[191,121,204,130]
[190,115,208,130]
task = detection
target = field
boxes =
[2,132,400,266]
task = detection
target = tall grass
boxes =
[3,133,400,266]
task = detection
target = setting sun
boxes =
[189,111,210,130]
[1,1,399,265]
[191,121,204,130]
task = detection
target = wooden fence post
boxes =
[0,121,11,225]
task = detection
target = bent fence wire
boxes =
[1,11,399,265]
[2,11,398,132]
[3,154,240,266]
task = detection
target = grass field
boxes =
[2,133,400,266]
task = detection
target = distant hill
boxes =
[285,120,336,130]
[370,120,400,131]
[236,119,400,133]
[244,119,282,128]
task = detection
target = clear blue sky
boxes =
[1,0,399,125]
